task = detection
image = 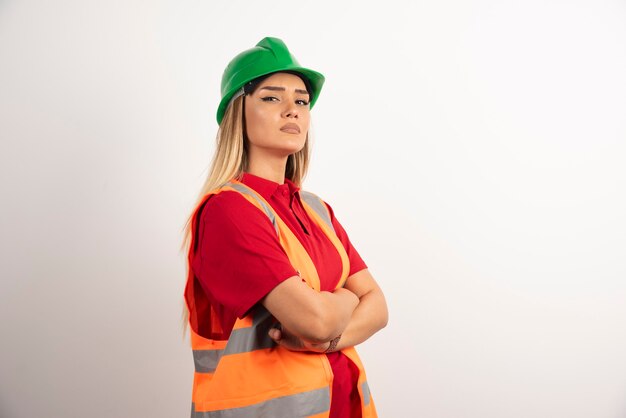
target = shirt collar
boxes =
[240,172,301,201]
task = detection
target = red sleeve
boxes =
[191,191,299,319]
[323,201,368,277]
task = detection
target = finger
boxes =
[269,328,282,340]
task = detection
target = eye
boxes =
[296,99,310,106]
[261,96,279,102]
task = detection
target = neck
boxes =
[246,148,289,185]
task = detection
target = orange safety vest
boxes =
[185,178,377,418]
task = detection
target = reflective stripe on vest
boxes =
[190,383,373,418]
[299,190,335,234]
[362,381,371,407]
[193,308,274,373]
[191,386,330,418]
[186,179,377,417]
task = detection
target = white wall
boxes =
[1,1,625,417]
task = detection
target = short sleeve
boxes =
[191,191,299,319]
[323,201,368,277]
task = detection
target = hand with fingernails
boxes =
[268,324,333,353]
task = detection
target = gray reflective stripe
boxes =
[299,191,335,233]
[193,308,276,373]
[361,381,371,406]
[191,386,330,418]
[193,349,223,373]
[226,182,278,234]
[222,319,275,355]
[224,306,274,355]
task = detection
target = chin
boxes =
[256,136,306,156]
[279,138,306,154]
[282,146,304,156]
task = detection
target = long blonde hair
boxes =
[179,93,312,334]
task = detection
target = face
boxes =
[244,72,311,157]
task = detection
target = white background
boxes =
[1,1,625,417]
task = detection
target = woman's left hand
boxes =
[268,326,329,353]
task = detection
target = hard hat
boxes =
[216,37,325,125]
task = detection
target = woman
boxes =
[182,37,388,418]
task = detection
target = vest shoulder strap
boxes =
[224,181,279,234]
[299,190,335,234]
[224,180,336,236]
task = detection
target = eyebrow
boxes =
[259,86,309,95]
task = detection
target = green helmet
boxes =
[216,37,325,125]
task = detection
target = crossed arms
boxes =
[261,268,388,352]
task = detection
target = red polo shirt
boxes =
[191,172,367,418]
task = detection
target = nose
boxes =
[282,102,299,119]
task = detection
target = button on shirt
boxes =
[191,172,367,418]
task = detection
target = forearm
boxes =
[262,276,359,343]
[314,288,360,341]
[268,270,388,353]
[328,287,388,351]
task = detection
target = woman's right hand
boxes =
[268,326,331,353]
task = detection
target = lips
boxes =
[280,123,300,134]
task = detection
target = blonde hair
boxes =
[179,93,312,334]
